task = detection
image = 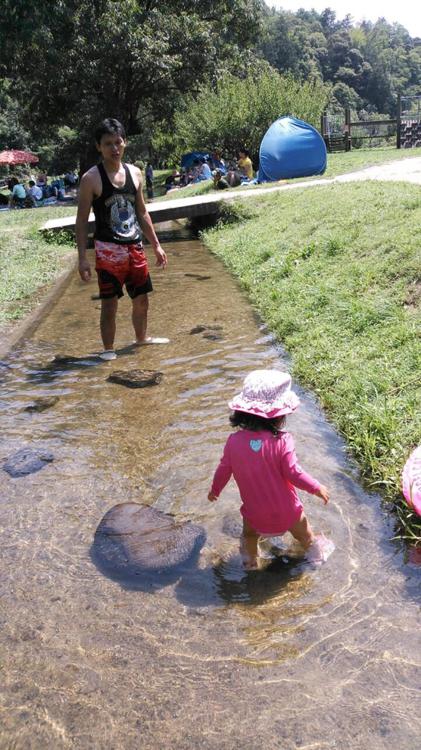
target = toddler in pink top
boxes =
[208,370,330,569]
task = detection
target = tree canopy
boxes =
[1,0,420,169]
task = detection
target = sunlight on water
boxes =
[0,228,419,749]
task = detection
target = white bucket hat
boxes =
[229,369,299,418]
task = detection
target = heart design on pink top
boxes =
[250,439,262,452]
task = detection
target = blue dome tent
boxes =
[180,151,209,169]
[258,116,327,182]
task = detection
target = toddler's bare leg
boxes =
[289,512,315,550]
[240,518,259,570]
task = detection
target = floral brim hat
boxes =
[229,369,299,418]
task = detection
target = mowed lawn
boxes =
[203,179,421,541]
[156,146,421,201]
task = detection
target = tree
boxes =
[166,68,330,164]
[1,0,265,167]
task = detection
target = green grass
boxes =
[158,146,421,202]
[202,180,421,543]
[317,145,421,179]
[148,169,172,198]
[0,205,76,323]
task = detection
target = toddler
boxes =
[208,370,330,569]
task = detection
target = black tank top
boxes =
[92,163,142,244]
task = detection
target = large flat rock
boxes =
[93,503,206,575]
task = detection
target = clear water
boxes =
[0,229,419,749]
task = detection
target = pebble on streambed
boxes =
[107,369,163,388]
[24,396,60,413]
[3,447,54,477]
[92,503,206,577]
[189,324,224,341]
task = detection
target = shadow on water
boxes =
[175,556,308,608]
[25,344,163,384]
[26,354,103,383]
[91,523,308,608]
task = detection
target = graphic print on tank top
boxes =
[93,163,142,245]
[105,193,138,241]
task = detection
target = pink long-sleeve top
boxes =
[211,429,321,534]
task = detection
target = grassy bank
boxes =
[202,180,421,542]
[157,147,421,202]
[0,206,76,327]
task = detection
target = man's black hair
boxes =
[94,118,126,144]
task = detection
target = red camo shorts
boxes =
[95,240,153,299]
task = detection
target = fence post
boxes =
[344,108,351,151]
[397,94,401,149]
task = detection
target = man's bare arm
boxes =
[75,172,95,281]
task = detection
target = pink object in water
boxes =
[402,446,421,516]
[305,534,335,564]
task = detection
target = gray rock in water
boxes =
[184,273,212,281]
[190,324,223,335]
[107,369,163,388]
[24,396,60,413]
[4,448,54,477]
[202,331,224,341]
[93,503,206,574]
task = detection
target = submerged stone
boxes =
[184,273,212,281]
[107,369,163,388]
[202,331,224,341]
[24,396,60,413]
[4,447,54,477]
[190,324,223,335]
[93,503,206,574]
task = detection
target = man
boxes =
[237,148,254,180]
[8,177,26,208]
[27,180,43,202]
[76,118,168,360]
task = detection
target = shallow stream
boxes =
[0,226,419,749]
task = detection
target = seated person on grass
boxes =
[213,169,229,190]
[193,158,212,183]
[9,178,27,208]
[237,148,254,180]
[27,180,43,203]
[164,169,181,193]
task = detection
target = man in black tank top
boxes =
[76,118,169,360]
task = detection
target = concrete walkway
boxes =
[41,156,421,235]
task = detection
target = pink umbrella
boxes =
[402,446,421,516]
[0,149,39,166]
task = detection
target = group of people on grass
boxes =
[75,117,332,570]
[163,148,254,194]
[5,172,78,209]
